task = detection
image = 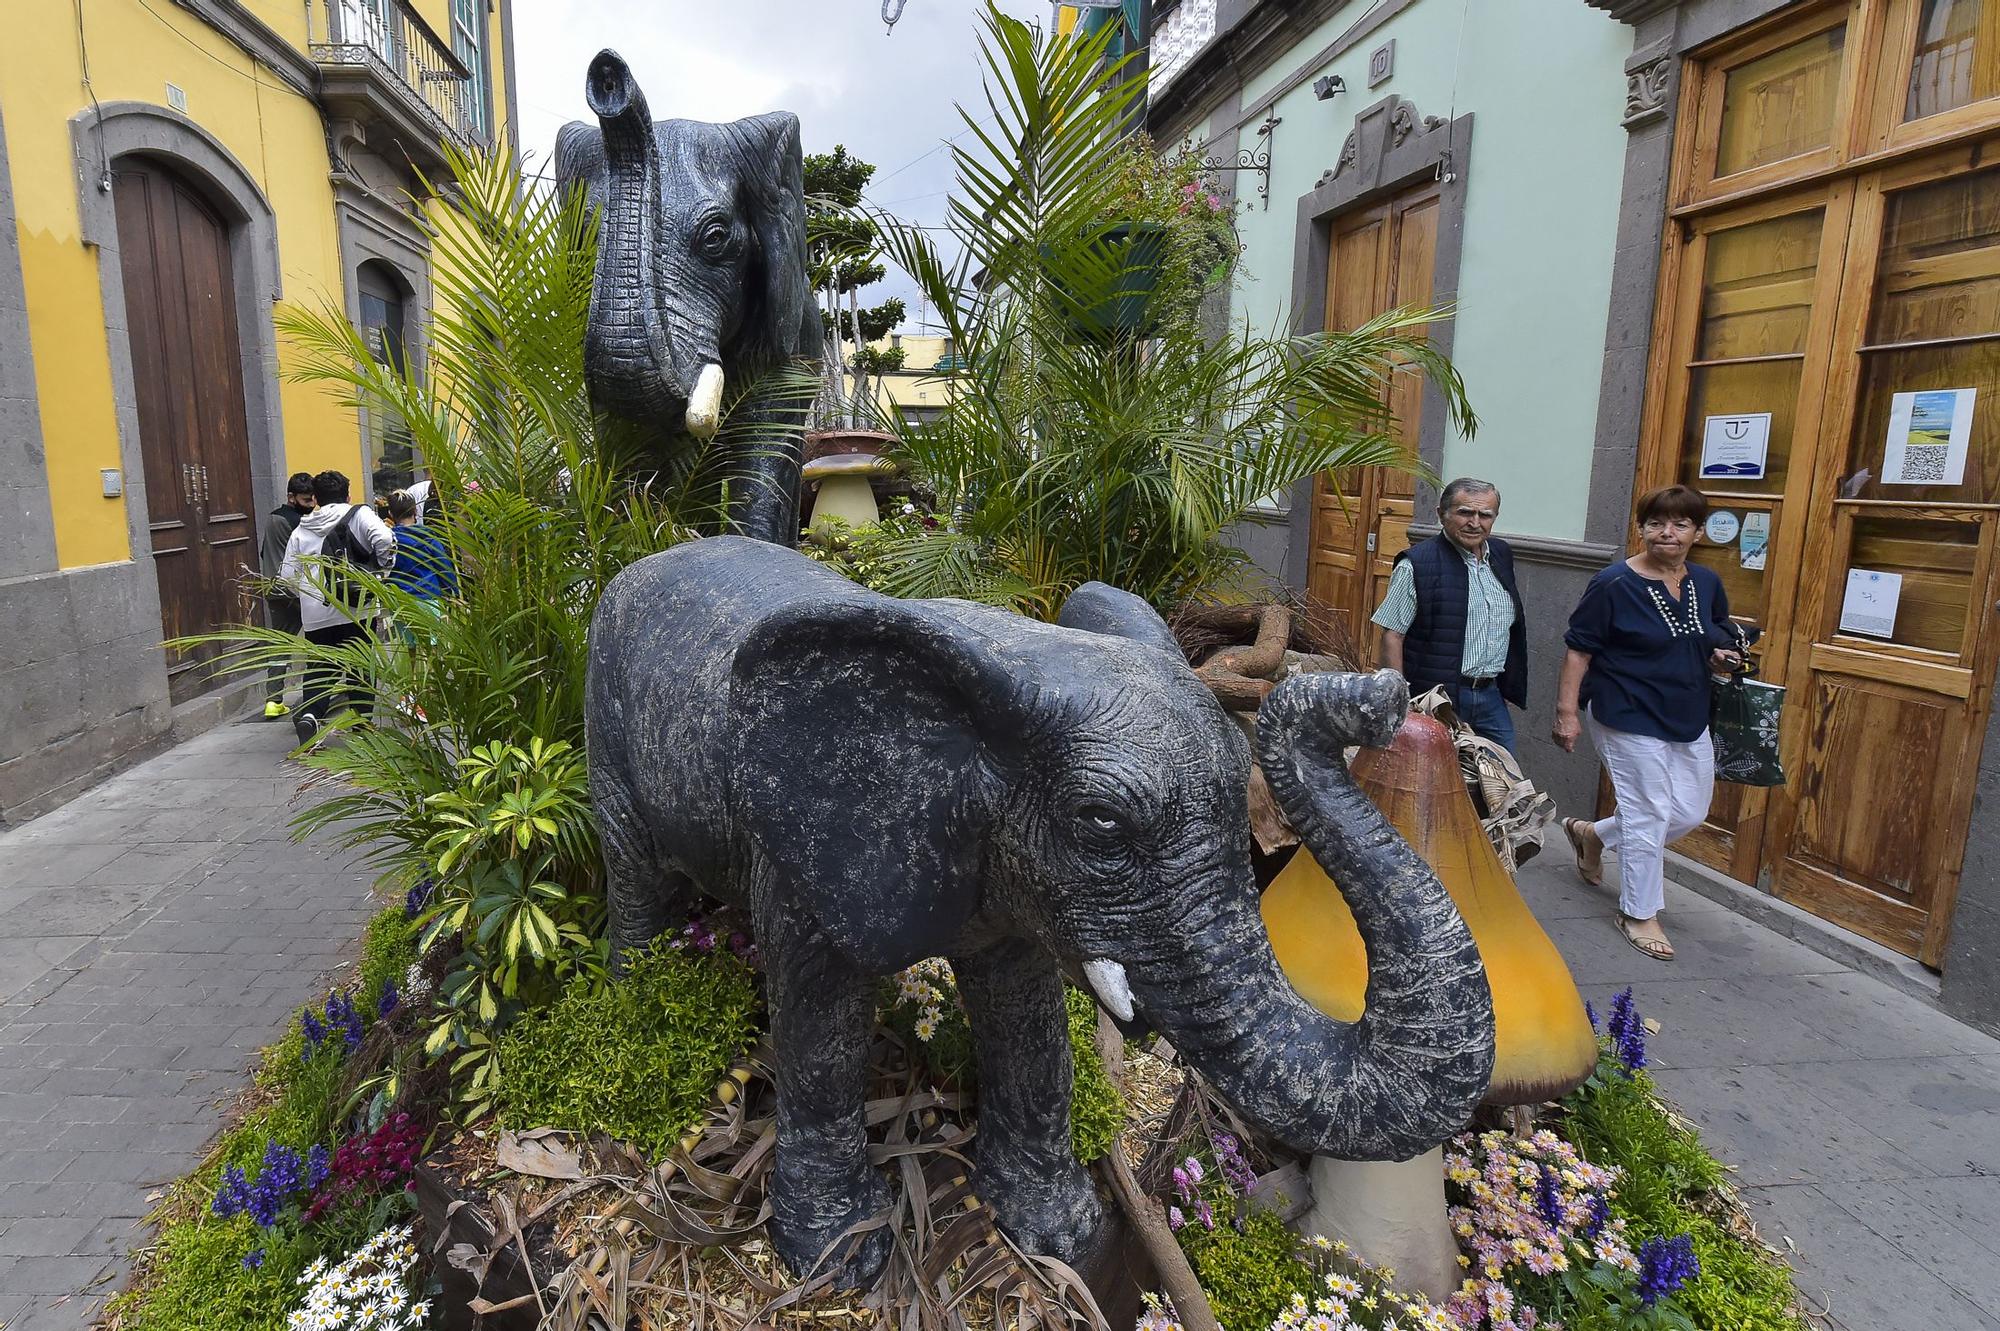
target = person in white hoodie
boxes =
[279,469,397,742]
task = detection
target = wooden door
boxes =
[1640,0,2000,964]
[114,160,259,701]
[1306,181,1440,661]
[1764,159,2000,964]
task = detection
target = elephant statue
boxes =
[585,536,1496,1283]
[556,51,819,545]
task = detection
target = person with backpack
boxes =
[257,472,317,720]
[279,469,397,743]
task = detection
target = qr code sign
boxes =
[1901,446,1950,481]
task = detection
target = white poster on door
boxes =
[1882,388,1975,485]
[1739,512,1770,571]
[1839,568,1902,639]
[1700,413,1772,480]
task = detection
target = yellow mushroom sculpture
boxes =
[1261,710,1597,1297]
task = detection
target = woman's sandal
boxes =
[1619,914,1675,961]
[1562,817,1603,887]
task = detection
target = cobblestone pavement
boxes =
[0,720,377,1330]
[5,719,2000,1329]
[1524,845,2000,1331]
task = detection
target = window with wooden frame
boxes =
[1636,0,2000,965]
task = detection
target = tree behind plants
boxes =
[805,144,907,426]
[863,4,1476,617]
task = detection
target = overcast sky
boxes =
[511,0,1051,335]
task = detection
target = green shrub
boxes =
[108,1212,313,1331]
[1566,1054,1810,1331]
[496,946,759,1159]
[1064,987,1126,1164]
[357,904,422,1013]
[1177,1205,1319,1331]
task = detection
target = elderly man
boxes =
[1372,478,1527,752]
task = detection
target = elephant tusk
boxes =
[685,363,725,440]
[1083,958,1135,1023]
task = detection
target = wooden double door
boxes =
[113,160,260,701]
[1305,180,1440,663]
[1642,0,2000,965]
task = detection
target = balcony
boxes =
[309,0,485,179]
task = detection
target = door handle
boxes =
[198,464,210,505]
[182,463,196,505]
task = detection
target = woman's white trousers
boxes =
[1587,710,1714,921]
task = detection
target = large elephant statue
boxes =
[585,536,1496,1283]
[556,51,818,545]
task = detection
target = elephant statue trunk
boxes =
[1129,671,1495,1162]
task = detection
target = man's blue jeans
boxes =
[1452,682,1516,755]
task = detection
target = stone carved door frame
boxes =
[1284,95,1475,652]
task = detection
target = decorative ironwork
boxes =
[1170,111,1282,210]
[308,0,481,147]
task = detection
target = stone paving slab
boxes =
[1524,840,2000,1330]
[0,719,377,1330]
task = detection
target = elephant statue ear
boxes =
[552,120,607,215]
[1056,582,1182,659]
[729,597,1019,972]
[725,112,812,368]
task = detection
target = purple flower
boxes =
[1635,1233,1699,1305]
[1211,1132,1256,1193]
[324,990,363,1053]
[376,980,399,1019]
[246,1141,304,1228]
[1581,1192,1610,1239]
[1535,1164,1565,1230]
[212,1164,251,1218]
[241,1247,265,1270]
[1607,987,1647,1074]
[1167,1205,1184,1231]
[404,877,434,919]
[1193,1199,1215,1231]
[299,1008,326,1051]
[305,1143,331,1191]
[1585,999,1598,1031]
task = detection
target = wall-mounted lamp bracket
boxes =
[1171,111,1283,210]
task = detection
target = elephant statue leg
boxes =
[594,769,688,972]
[755,884,893,1285]
[953,938,1103,1259]
[726,406,805,545]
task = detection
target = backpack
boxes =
[318,505,383,609]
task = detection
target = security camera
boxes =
[1313,74,1345,100]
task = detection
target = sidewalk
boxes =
[0,720,378,1331]
[1519,841,2000,1330]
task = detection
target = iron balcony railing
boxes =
[309,0,484,147]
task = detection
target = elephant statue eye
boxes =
[1073,803,1129,841]
[693,215,734,260]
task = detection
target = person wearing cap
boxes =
[1371,478,1528,753]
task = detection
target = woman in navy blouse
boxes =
[1552,485,1741,961]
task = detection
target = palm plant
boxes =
[865,4,1476,617]
[179,142,808,1117]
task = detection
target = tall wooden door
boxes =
[1306,180,1440,662]
[113,160,259,701]
[1640,0,2000,965]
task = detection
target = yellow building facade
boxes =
[866,333,956,427]
[0,0,518,821]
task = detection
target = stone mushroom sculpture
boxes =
[801,452,900,531]
[1260,711,1597,1298]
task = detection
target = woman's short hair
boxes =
[1634,484,1708,526]
[386,489,419,522]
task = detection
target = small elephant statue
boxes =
[556,51,819,545]
[585,537,1496,1283]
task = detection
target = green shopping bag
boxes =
[1710,636,1787,787]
